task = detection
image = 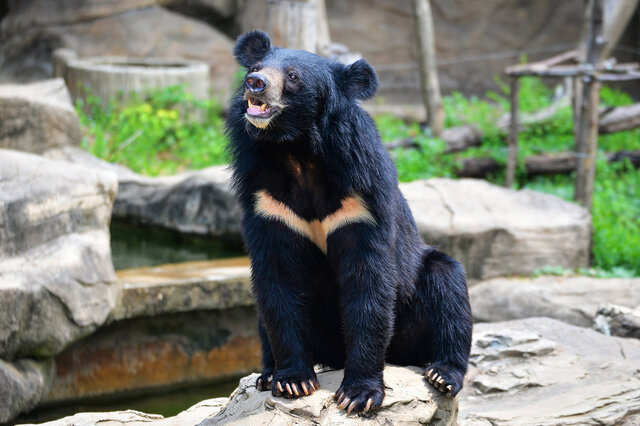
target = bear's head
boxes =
[233,30,378,139]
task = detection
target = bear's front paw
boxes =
[424,361,464,397]
[271,369,320,399]
[256,368,274,391]
[335,377,384,415]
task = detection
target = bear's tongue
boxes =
[247,98,267,116]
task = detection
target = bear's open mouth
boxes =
[246,97,275,118]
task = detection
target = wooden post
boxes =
[575,0,605,208]
[412,0,444,137]
[601,0,640,59]
[266,0,318,52]
[506,77,519,188]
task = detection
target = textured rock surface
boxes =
[470,275,640,327]
[0,150,118,359]
[460,318,640,425]
[594,304,640,339]
[0,1,236,98]
[0,358,54,424]
[402,178,591,282]
[203,365,458,425]
[0,79,82,154]
[45,147,243,240]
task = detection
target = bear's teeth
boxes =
[260,103,267,111]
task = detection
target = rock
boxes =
[594,304,640,339]
[0,358,54,423]
[460,317,640,425]
[401,178,591,282]
[112,258,252,321]
[44,147,243,240]
[0,2,236,99]
[203,365,458,425]
[470,275,640,327]
[0,150,119,359]
[19,398,229,426]
[0,79,82,154]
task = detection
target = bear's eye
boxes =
[250,65,260,72]
[288,72,298,82]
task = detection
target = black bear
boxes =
[226,30,472,414]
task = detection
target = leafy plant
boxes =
[76,85,228,176]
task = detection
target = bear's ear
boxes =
[337,59,379,100]
[234,30,271,68]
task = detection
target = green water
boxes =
[110,223,245,270]
[10,378,241,425]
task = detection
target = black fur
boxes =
[227,31,472,413]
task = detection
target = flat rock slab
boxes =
[402,178,591,282]
[0,150,119,360]
[45,147,243,240]
[112,258,252,320]
[0,79,81,154]
[470,275,640,328]
[460,317,640,425]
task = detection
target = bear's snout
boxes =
[245,72,269,93]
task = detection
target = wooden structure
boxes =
[504,0,640,209]
[412,0,444,137]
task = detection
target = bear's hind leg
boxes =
[418,249,472,396]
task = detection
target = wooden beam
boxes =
[600,103,640,133]
[412,0,444,137]
[457,150,640,179]
[575,0,604,209]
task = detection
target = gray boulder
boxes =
[0,358,54,423]
[594,304,640,339]
[460,317,640,425]
[401,178,591,282]
[0,79,82,154]
[45,147,243,240]
[470,275,640,327]
[0,150,119,359]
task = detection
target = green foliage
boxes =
[376,78,640,276]
[76,85,228,176]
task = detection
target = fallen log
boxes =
[599,103,640,134]
[384,124,482,153]
[457,149,640,178]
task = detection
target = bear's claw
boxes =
[334,378,384,415]
[424,363,463,397]
[271,372,319,399]
[256,371,273,391]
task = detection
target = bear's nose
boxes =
[245,72,269,93]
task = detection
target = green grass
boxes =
[77,81,640,276]
[77,85,228,176]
